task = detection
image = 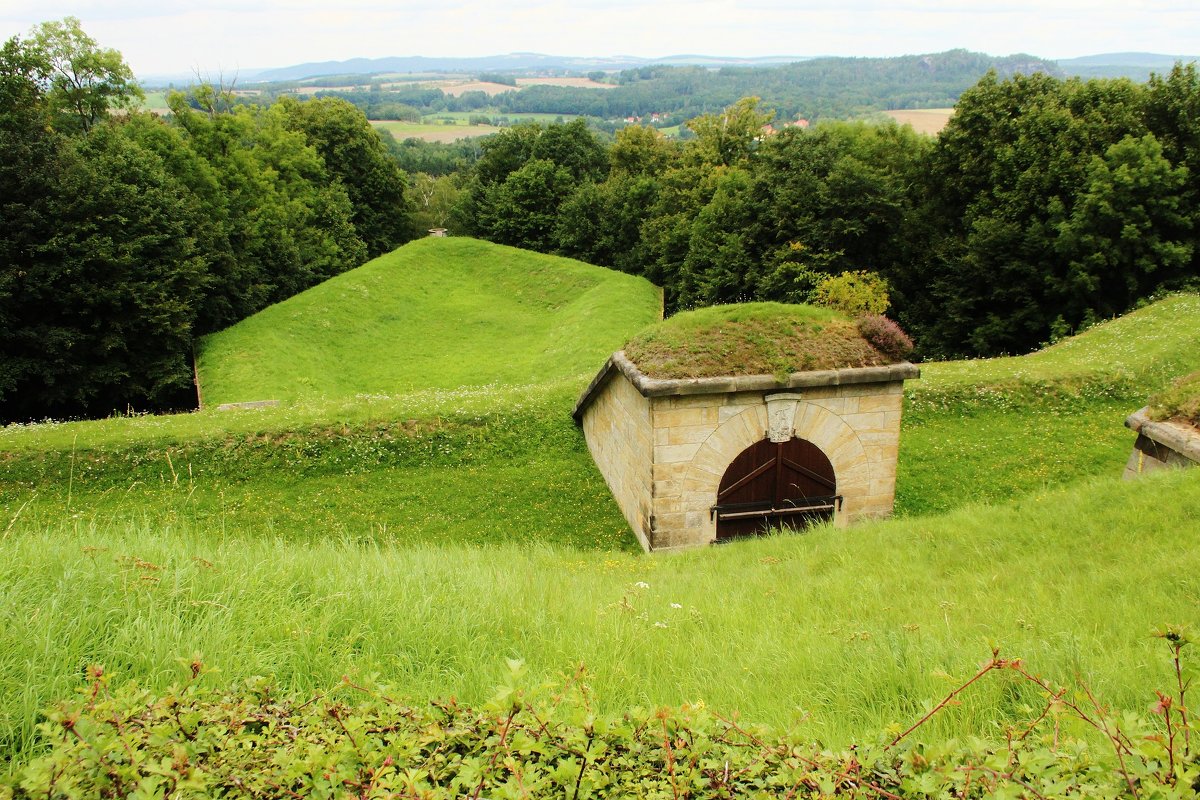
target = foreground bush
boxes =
[5,640,1199,799]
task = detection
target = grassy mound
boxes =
[913,293,1200,406]
[196,237,661,405]
[1149,370,1200,428]
[623,302,894,379]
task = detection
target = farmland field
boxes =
[371,119,501,142]
[883,107,955,134]
[2,232,1199,776]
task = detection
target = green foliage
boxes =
[2,21,432,420]
[167,92,368,331]
[608,124,677,176]
[685,96,773,167]
[409,171,462,233]
[481,159,577,250]
[486,49,1062,122]
[7,649,1200,798]
[812,270,891,316]
[1053,134,1192,320]
[677,167,760,305]
[460,120,611,250]
[0,37,60,410]
[24,17,142,133]
[275,96,415,258]
[900,71,1197,357]
[477,71,517,87]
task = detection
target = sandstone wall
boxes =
[581,372,654,550]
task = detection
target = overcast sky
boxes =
[2,1,1198,78]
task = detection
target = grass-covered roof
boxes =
[622,302,902,380]
[1149,370,1200,428]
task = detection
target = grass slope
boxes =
[914,293,1200,399]
[196,237,662,405]
[1,386,636,553]
[2,468,1197,767]
[893,293,1200,516]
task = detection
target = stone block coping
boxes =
[1125,407,1200,464]
[572,351,920,423]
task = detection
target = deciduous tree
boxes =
[26,17,142,133]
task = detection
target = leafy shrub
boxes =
[857,314,914,361]
[6,640,1200,799]
[812,270,890,317]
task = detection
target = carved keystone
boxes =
[765,392,803,443]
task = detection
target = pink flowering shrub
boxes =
[857,314,914,361]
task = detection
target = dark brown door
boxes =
[714,438,837,540]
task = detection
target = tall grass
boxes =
[3,468,1197,769]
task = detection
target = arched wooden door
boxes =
[712,437,839,541]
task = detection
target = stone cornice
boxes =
[572,351,920,422]
[1125,407,1200,464]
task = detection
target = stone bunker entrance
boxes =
[715,435,837,541]
[573,353,920,552]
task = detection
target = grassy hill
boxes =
[914,293,1200,399]
[196,237,662,405]
[2,288,1200,773]
[896,293,1200,515]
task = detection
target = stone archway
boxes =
[681,400,872,544]
[714,436,837,540]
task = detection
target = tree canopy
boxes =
[0,20,413,422]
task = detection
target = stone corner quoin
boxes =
[574,351,920,553]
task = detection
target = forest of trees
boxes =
[0,19,414,423]
[443,71,1200,359]
[308,50,1061,126]
[3,19,1199,422]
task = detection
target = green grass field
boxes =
[1,467,1196,766]
[3,244,1200,775]
[372,114,582,142]
[138,90,171,113]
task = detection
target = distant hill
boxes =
[249,49,1063,126]
[1057,52,1199,81]
[147,50,1200,89]
[475,49,1062,122]
[195,237,661,405]
[252,53,809,83]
